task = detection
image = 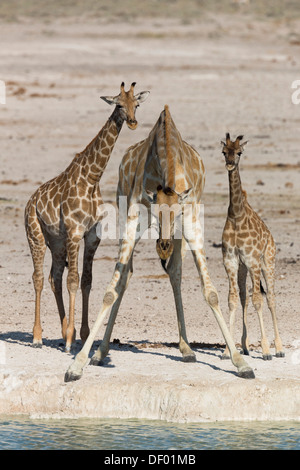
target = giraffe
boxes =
[221,133,284,360]
[65,106,255,381]
[24,82,150,352]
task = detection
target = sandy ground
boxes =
[0,14,300,422]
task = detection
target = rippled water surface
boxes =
[0,416,299,450]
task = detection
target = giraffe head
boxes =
[146,185,192,263]
[100,82,150,130]
[221,133,248,171]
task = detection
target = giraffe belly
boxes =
[39,216,66,241]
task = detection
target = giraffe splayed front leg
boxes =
[65,215,139,382]
[166,239,196,362]
[185,221,254,379]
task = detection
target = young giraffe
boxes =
[221,133,284,360]
[65,106,255,382]
[25,82,149,352]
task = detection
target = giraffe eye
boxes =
[237,152,242,156]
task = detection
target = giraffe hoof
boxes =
[32,342,42,348]
[241,349,250,356]
[221,353,230,360]
[275,351,285,358]
[64,370,82,383]
[237,367,255,379]
[89,356,102,367]
[263,354,272,361]
[182,353,196,363]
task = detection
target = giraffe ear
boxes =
[240,140,248,150]
[100,95,119,106]
[144,189,156,203]
[177,188,193,203]
[135,91,150,103]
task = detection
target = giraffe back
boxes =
[117,107,205,206]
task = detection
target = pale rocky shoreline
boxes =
[1,338,300,422]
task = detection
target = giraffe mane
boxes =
[164,105,175,190]
[242,189,248,200]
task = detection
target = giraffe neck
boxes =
[228,166,244,218]
[80,107,124,185]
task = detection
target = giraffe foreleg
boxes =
[167,239,196,362]
[65,235,81,352]
[186,236,254,378]
[81,226,101,344]
[90,255,133,365]
[222,252,239,359]
[48,239,67,342]
[238,262,250,356]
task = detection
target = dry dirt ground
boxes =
[0,13,300,422]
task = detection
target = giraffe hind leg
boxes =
[249,266,272,360]
[262,253,285,358]
[25,207,47,348]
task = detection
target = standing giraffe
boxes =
[221,133,284,360]
[65,106,255,381]
[25,82,150,352]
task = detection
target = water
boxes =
[0,416,299,450]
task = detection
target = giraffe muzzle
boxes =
[126,119,138,130]
[156,239,174,260]
[226,163,236,171]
